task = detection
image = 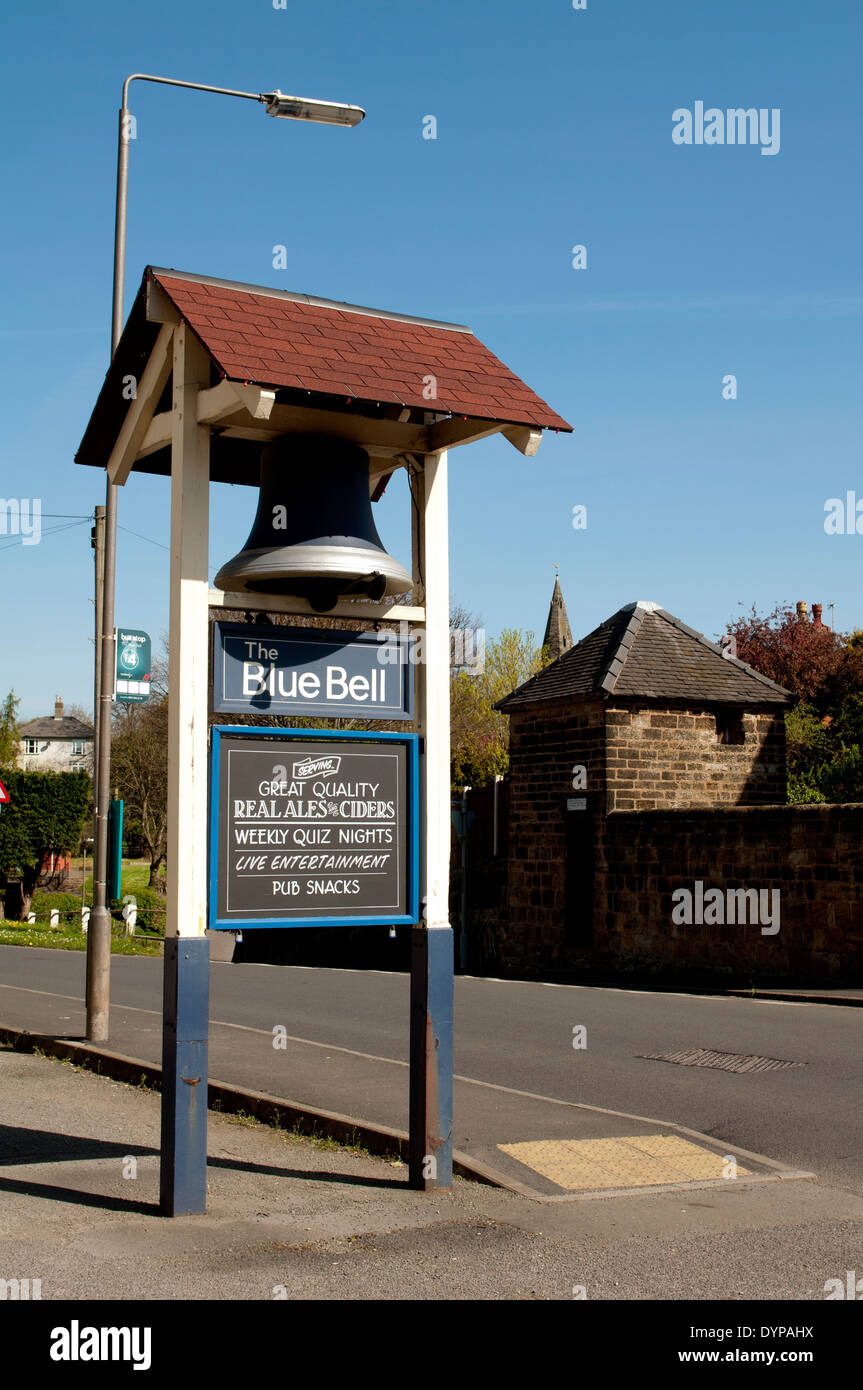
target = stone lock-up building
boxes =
[459,594,863,986]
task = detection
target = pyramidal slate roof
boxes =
[497,601,795,711]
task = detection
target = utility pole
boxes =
[87,88,132,1042]
[87,479,116,1039]
[86,73,367,1045]
[88,505,106,1011]
[90,507,105,795]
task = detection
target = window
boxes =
[71,740,86,756]
[24,739,38,754]
[715,710,744,745]
[71,763,87,773]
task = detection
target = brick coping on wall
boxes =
[606,802,863,822]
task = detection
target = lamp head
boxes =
[263,91,365,126]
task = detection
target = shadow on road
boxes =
[0,1122,407,1216]
[0,1124,155,1166]
[0,1174,156,1216]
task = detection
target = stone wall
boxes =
[472,711,863,983]
[504,698,604,962]
[604,706,786,811]
[594,804,863,984]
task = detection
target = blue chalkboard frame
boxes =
[208,725,420,930]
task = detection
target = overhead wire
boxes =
[0,518,90,552]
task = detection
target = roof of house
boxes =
[497,601,795,711]
[75,267,572,485]
[19,716,94,740]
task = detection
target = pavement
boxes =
[3,946,863,1192]
[0,949,816,1201]
[4,947,863,1300]
[4,1043,863,1303]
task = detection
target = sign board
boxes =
[0,780,8,803]
[115,628,152,703]
[212,621,413,720]
[451,807,475,837]
[209,726,419,930]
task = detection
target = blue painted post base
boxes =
[160,937,210,1215]
[409,925,453,1190]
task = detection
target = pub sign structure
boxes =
[76,264,571,1214]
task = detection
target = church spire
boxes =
[543,568,573,662]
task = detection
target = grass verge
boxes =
[0,922,163,955]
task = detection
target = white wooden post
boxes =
[409,450,454,1189]
[166,322,211,941]
[160,322,211,1215]
[420,451,451,930]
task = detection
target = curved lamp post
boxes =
[87,74,365,1041]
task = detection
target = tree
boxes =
[111,694,169,888]
[785,703,832,803]
[450,627,548,789]
[0,691,20,771]
[0,770,90,918]
[64,702,92,723]
[724,603,845,701]
[729,605,863,804]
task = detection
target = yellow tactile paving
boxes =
[497,1135,753,1191]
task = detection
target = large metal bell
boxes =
[214,434,412,611]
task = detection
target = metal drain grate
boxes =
[637,1048,805,1074]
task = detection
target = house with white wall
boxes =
[17,697,93,775]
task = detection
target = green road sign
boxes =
[115,628,151,704]
[107,798,124,898]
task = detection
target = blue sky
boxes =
[2,0,861,718]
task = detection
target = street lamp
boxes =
[87,73,365,1041]
[263,91,366,125]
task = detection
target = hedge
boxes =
[29,891,86,926]
[109,886,166,935]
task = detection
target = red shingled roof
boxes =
[152,270,571,432]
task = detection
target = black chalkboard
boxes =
[209,730,418,928]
